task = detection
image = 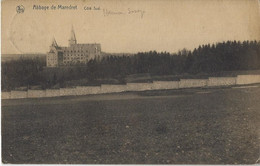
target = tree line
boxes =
[2,40,260,91]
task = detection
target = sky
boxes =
[2,0,260,54]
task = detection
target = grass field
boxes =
[2,86,260,164]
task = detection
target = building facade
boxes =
[46,27,101,67]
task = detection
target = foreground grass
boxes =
[2,87,260,164]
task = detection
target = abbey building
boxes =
[46,27,101,67]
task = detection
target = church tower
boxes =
[69,26,77,46]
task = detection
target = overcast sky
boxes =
[2,0,260,54]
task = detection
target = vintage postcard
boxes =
[1,0,260,164]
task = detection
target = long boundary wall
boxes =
[100,84,127,93]
[60,88,77,96]
[208,77,237,87]
[28,90,46,98]
[2,74,260,99]
[10,91,27,99]
[179,79,208,88]
[152,81,179,90]
[75,86,101,95]
[126,83,153,91]
[46,89,60,97]
[236,75,260,85]
[2,92,11,99]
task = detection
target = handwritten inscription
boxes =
[103,8,145,18]
[128,8,145,18]
[103,9,125,16]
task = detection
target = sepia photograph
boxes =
[1,0,260,164]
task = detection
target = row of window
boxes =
[64,50,89,53]
[63,50,100,53]
[48,56,90,61]
[64,57,85,60]
[63,54,88,57]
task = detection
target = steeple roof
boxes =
[51,37,58,47]
[70,25,76,41]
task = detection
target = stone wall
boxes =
[75,86,101,95]
[28,90,46,98]
[179,79,208,88]
[46,89,60,97]
[10,91,27,99]
[60,88,77,96]
[207,77,237,87]
[126,83,153,91]
[152,81,179,90]
[2,92,11,99]
[236,75,260,85]
[3,74,260,100]
[100,84,127,93]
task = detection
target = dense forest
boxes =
[2,40,260,91]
